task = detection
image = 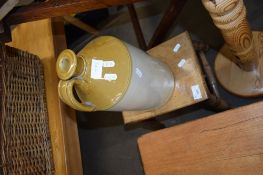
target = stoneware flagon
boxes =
[56,36,174,111]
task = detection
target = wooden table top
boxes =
[138,101,263,175]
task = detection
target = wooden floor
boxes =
[138,101,263,175]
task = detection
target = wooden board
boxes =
[122,32,209,123]
[6,0,142,25]
[7,19,83,175]
[215,31,263,97]
[138,101,263,175]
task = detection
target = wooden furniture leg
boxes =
[198,51,230,111]
[193,41,230,111]
[202,0,263,97]
[148,0,188,48]
[127,4,147,50]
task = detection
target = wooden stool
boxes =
[122,32,229,124]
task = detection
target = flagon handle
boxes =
[58,79,96,111]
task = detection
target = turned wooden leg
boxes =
[148,0,188,49]
[127,4,147,50]
[193,41,230,111]
[202,0,263,97]
[198,50,230,111]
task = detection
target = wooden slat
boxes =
[6,0,143,25]
[122,32,209,123]
[138,101,263,175]
[7,18,83,175]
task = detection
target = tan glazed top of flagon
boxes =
[56,36,132,111]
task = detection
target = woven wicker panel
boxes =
[0,45,54,175]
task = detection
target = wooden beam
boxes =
[6,0,143,25]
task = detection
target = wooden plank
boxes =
[52,17,84,175]
[122,32,209,123]
[7,19,83,175]
[138,101,263,175]
[6,0,143,25]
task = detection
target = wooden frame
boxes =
[6,0,142,25]
[7,18,83,175]
[1,0,188,50]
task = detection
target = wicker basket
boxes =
[0,45,54,175]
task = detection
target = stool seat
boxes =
[122,32,209,123]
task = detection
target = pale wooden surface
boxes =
[122,32,208,123]
[215,31,263,97]
[7,19,83,175]
[138,101,263,175]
